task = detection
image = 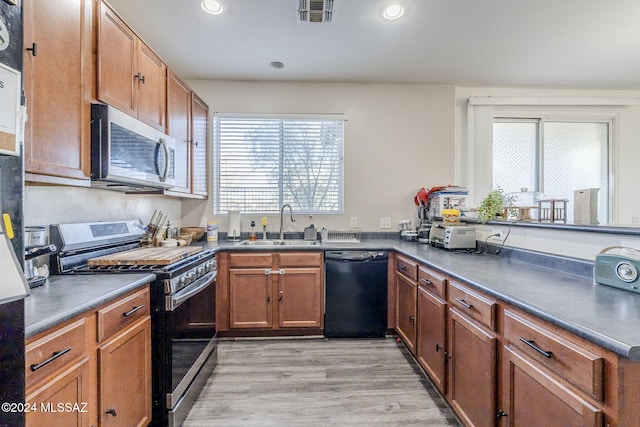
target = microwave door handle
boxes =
[157,137,170,182]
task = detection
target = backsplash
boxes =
[480,241,594,279]
[24,186,181,227]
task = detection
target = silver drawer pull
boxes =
[420,278,433,286]
[455,298,473,309]
[30,347,72,371]
[519,337,553,358]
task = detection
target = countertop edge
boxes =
[390,246,640,361]
[207,240,639,360]
[25,273,156,339]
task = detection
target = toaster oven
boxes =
[429,224,476,250]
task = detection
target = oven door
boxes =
[165,271,217,427]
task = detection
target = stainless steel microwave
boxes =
[90,103,175,193]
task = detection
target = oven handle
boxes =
[166,270,217,311]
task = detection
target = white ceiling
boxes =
[105,0,640,89]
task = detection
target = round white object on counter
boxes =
[159,239,178,247]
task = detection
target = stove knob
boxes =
[180,276,187,285]
[197,266,205,276]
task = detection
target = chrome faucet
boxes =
[279,204,296,240]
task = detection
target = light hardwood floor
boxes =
[183,338,462,426]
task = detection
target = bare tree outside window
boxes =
[215,117,344,214]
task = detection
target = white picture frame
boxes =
[0,61,21,156]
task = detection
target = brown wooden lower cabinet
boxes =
[223,251,324,332]
[448,308,497,427]
[501,345,602,426]
[277,267,323,328]
[25,358,90,427]
[416,285,447,394]
[229,268,272,329]
[98,316,151,427]
[395,272,417,354]
[25,285,152,427]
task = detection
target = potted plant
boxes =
[478,188,507,223]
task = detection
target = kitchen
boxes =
[3,0,640,426]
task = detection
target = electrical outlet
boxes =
[490,230,503,240]
[350,217,358,228]
[380,217,392,229]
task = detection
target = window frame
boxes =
[213,113,346,215]
[492,114,614,223]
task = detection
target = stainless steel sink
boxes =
[235,239,320,246]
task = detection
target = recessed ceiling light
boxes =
[270,61,285,69]
[383,4,404,20]
[201,0,223,15]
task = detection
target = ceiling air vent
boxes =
[297,0,334,23]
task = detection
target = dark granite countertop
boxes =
[203,238,640,361]
[29,237,640,360]
[24,273,156,338]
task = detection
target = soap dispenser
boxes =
[249,221,257,241]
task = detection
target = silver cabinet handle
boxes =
[158,137,170,183]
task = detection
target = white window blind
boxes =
[214,116,344,214]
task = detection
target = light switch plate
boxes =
[350,217,358,228]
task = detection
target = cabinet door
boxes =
[278,268,323,328]
[98,317,151,427]
[229,269,273,329]
[136,42,166,131]
[448,308,497,427]
[166,70,191,193]
[501,346,602,427]
[23,0,91,181]
[417,286,447,394]
[395,272,417,353]
[26,358,90,427]
[191,92,209,196]
[97,1,137,117]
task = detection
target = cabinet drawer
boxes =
[229,253,272,268]
[278,252,322,268]
[418,265,446,299]
[448,280,496,330]
[504,310,604,401]
[396,255,418,281]
[97,287,150,342]
[26,318,87,389]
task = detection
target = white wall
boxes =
[182,80,456,234]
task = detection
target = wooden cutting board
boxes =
[87,246,203,266]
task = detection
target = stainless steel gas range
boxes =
[50,219,217,427]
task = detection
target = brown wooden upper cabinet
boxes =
[165,72,209,198]
[191,92,209,197]
[23,0,92,185]
[166,71,192,193]
[97,1,166,131]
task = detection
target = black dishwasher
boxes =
[324,251,388,338]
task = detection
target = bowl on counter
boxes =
[182,227,206,241]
